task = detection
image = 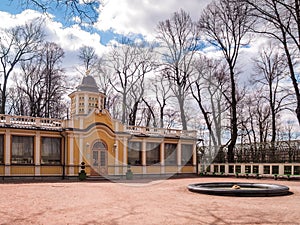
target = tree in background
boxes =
[190,55,228,157]
[105,38,156,125]
[151,71,172,128]
[12,42,66,118]
[245,0,300,125]
[12,0,101,24]
[0,19,44,114]
[253,43,293,144]
[78,45,98,73]
[198,0,254,162]
[156,9,200,130]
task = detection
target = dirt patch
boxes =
[0,177,299,224]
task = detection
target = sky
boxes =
[0,0,212,69]
[0,0,262,80]
[0,0,299,133]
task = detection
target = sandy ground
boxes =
[0,177,300,225]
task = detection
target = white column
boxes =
[79,135,83,165]
[258,164,264,175]
[160,142,165,174]
[142,139,147,174]
[75,94,79,115]
[177,140,182,166]
[123,137,127,174]
[279,165,284,175]
[69,135,74,175]
[5,130,11,176]
[79,118,84,130]
[98,96,101,110]
[84,94,89,114]
[193,142,197,173]
[114,141,119,175]
[35,131,40,176]
[193,142,197,165]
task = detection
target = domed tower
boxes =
[69,74,105,117]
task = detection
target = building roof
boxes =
[76,75,99,93]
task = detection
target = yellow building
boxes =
[0,75,197,179]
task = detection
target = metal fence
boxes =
[200,140,300,164]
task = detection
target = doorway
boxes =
[90,141,107,176]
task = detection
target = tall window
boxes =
[181,144,193,165]
[0,135,3,164]
[128,142,142,165]
[146,143,160,165]
[165,143,177,165]
[41,137,61,165]
[12,136,34,164]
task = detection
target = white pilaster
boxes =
[79,135,83,164]
[98,96,101,110]
[193,142,197,166]
[35,131,40,165]
[84,93,88,114]
[142,139,146,166]
[75,94,79,115]
[69,135,74,175]
[114,141,119,175]
[142,139,147,174]
[35,131,41,176]
[5,130,11,176]
[79,118,84,130]
[5,130,10,165]
[160,142,165,174]
[177,140,181,166]
[123,137,127,174]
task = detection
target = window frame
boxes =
[181,144,193,166]
[128,141,142,166]
[146,142,160,165]
[11,135,34,165]
[164,143,177,166]
[41,137,62,165]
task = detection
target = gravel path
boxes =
[0,177,299,225]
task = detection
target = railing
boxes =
[0,114,63,130]
[125,125,197,138]
[0,114,197,136]
[204,140,300,164]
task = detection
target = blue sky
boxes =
[0,0,299,134]
[0,0,217,73]
[0,0,212,44]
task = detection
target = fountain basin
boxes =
[188,182,290,197]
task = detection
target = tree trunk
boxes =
[227,66,238,163]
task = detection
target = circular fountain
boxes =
[188,182,290,197]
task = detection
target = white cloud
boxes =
[0,9,106,71]
[96,0,212,40]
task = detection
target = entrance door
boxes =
[91,141,107,176]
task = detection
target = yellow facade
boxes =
[0,75,197,179]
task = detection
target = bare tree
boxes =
[150,71,172,128]
[105,38,156,124]
[0,19,44,114]
[12,0,101,24]
[198,0,253,162]
[78,45,98,73]
[245,0,300,125]
[13,42,66,118]
[253,43,293,143]
[156,9,200,130]
[190,55,228,154]
[141,98,157,127]
[42,42,65,118]
[241,92,271,145]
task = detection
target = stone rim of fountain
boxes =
[187,182,290,197]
